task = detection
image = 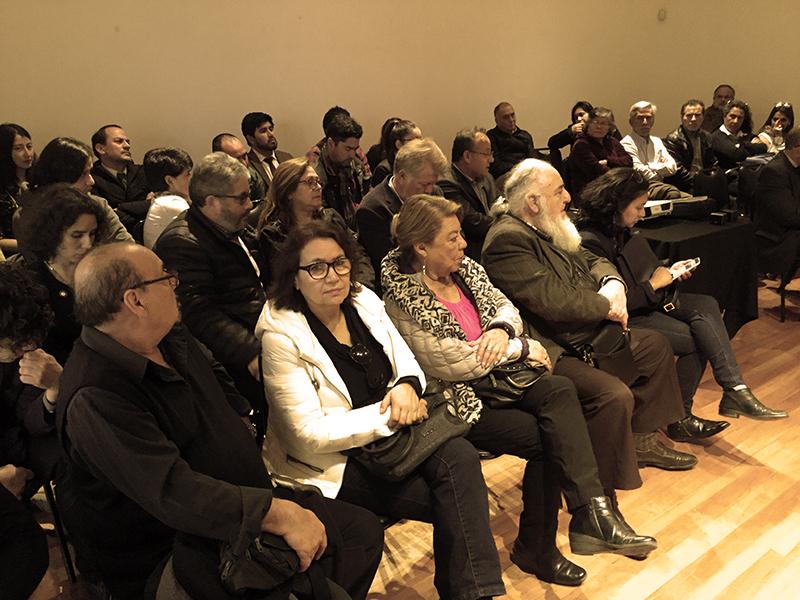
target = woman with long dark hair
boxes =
[0,123,35,254]
[755,102,794,154]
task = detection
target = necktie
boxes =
[116,171,127,190]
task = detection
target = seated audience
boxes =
[755,102,795,155]
[314,113,370,227]
[711,100,768,170]
[482,159,695,482]
[142,147,193,248]
[15,185,108,480]
[57,242,383,599]
[256,221,505,600]
[702,84,735,133]
[439,128,499,260]
[569,108,633,205]
[663,99,729,207]
[620,101,683,199]
[547,101,593,176]
[383,196,657,586]
[357,138,447,287]
[212,132,267,208]
[241,112,293,195]
[26,137,131,246]
[578,169,786,434]
[306,105,351,163]
[754,127,800,279]
[154,152,269,437]
[370,119,422,187]
[89,124,151,232]
[365,116,401,172]
[487,102,539,182]
[0,123,35,255]
[256,157,374,288]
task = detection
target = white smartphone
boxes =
[670,257,701,280]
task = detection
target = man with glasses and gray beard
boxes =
[482,159,695,503]
[154,152,268,439]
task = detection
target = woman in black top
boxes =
[0,123,35,255]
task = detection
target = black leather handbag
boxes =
[470,361,548,408]
[343,382,469,481]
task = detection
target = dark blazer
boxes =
[754,153,800,274]
[438,165,498,261]
[153,206,266,370]
[356,178,403,282]
[90,161,151,226]
[663,126,718,191]
[481,213,621,362]
[247,148,293,194]
[710,130,768,170]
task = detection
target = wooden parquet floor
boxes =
[33,278,800,600]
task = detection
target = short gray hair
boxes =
[74,244,140,327]
[189,152,248,207]
[629,101,657,120]
[504,158,552,214]
[394,138,448,178]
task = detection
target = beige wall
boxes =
[2,0,797,166]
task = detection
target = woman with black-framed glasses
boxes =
[256,220,506,600]
[255,157,374,289]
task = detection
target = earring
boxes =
[421,262,428,277]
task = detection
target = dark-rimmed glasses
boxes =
[298,257,351,280]
[129,268,179,291]
[213,191,251,203]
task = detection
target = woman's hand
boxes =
[468,328,510,368]
[380,383,428,428]
[649,266,674,290]
[570,122,585,136]
[526,339,552,371]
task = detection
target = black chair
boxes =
[778,263,799,322]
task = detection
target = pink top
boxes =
[438,286,482,341]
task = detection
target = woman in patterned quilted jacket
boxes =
[383,194,657,587]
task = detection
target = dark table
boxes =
[635,217,758,336]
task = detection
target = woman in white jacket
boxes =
[256,221,505,600]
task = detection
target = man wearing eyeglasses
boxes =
[54,243,383,598]
[154,152,269,438]
[438,127,500,261]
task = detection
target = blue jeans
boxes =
[337,436,505,600]
[629,292,744,412]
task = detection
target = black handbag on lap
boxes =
[470,360,548,408]
[343,381,469,481]
[570,322,641,386]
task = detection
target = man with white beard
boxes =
[482,159,695,500]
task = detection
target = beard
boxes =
[535,210,582,253]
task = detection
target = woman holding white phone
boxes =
[578,168,787,444]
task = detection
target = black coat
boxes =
[486,126,536,178]
[710,130,768,170]
[90,161,151,224]
[663,126,718,192]
[154,206,266,370]
[438,166,498,261]
[754,153,800,274]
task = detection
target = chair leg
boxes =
[43,481,77,583]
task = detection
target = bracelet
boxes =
[519,337,530,362]
[487,321,515,339]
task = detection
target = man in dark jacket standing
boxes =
[90,124,151,233]
[154,152,268,436]
[55,243,382,599]
[482,159,694,492]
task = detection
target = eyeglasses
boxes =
[213,191,251,203]
[129,268,179,291]
[298,177,322,189]
[298,257,351,280]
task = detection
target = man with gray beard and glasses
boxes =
[482,159,695,503]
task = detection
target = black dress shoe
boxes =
[634,433,698,470]
[719,389,788,420]
[569,496,658,557]
[666,415,730,443]
[510,539,586,586]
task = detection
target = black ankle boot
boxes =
[510,539,586,586]
[719,388,788,420]
[569,496,657,557]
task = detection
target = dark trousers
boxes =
[0,485,49,600]
[630,293,744,412]
[554,328,684,491]
[337,436,505,600]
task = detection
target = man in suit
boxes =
[240,112,292,195]
[356,138,447,288]
[438,128,499,261]
[90,124,151,233]
[755,127,800,277]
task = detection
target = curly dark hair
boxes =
[0,263,54,355]
[17,184,107,263]
[576,168,648,236]
[268,220,365,312]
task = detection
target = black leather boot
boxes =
[719,388,788,420]
[511,461,586,586]
[666,414,730,443]
[569,496,658,557]
[635,432,698,470]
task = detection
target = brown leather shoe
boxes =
[635,433,697,471]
